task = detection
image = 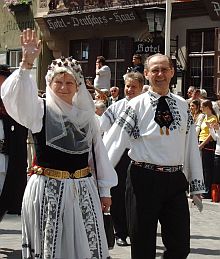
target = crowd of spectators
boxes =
[186,86,220,202]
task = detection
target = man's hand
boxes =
[192,194,203,212]
[20,28,42,69]
[100,197,112,213]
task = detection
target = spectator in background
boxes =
[108,86,121,106]
[190,99,205,137]
[191,88,201,101]
[95,100,106,117]
[190,99,202,124]
[212,93,220,120]
[101,72,144,247]
[186,85,195,103]
[0,64,28,220]
[200,89,207,100]
[94,56,111,91]
[199,100,218,199]
[85,78,95,99]
[127,54,144,74]
[207,121,220,202]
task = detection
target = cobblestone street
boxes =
[0,200,220,258]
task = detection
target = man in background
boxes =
[127,54,144,74]
[101,72,144,247]
[0,64,28,220]
[94,56,111,91]
[108,86,121,106]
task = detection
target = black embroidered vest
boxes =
[32,104,89,172]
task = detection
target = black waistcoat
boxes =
[0,115,28,220]
[32,112,89,172]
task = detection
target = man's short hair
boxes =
[144,53,173,70]
[200,89,207,98]
[124,71,144,86]
[0,64,11,78]
[97,56,106,65]
[188,86,195,92]
[133,54,142,62]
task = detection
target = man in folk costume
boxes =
[104,53,205,259]
[1,29,117,259]
[0,65,28,220]
[101,72,143,246]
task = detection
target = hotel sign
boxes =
[134,40,165,55]
[44,9,138,31]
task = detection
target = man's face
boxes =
[110,88,119,98]
[96,59,101,69]
[187,88,194,98]
[145,56,174,95]
[124,79,143,100]
[132,57,140,65]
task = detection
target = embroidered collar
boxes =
[148,89,173,100]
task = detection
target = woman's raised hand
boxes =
[20,28,42,69]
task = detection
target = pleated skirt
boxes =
[21,174,109,259]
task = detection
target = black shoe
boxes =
[7,210,21,215]
[116,238,130,246]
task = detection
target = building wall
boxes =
[171,15,220,70]
[0,2,35,53]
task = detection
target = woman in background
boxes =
[199,100,218,199]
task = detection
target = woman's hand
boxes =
[20,28,42,69]
[199,143,204,150]
[100,197,112,213]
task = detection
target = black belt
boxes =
[131,160,183,173]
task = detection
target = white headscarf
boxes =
[45,57,97,154]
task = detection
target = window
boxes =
[187,29,215,97]
[8,49,37,81]
[69,40,89,75]
[103,38,127,88]
[9,49,22,70]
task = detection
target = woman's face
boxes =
[50,73,78,104]
[200,104,208,114]
[190,103,198,114]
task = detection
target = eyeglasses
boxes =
[111,90,117,93]
[149,67,171,75]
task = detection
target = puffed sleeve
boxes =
[1,68,44,133]
[184,112,205,195]
[89,130,118,197]
[103,121,130,168]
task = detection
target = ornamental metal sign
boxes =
[202,0,220,20]
[44,9,138,31]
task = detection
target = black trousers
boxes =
[213,155,220,184]
[126,164,190,259]
[200,142,216,196]
[110,150,130,240]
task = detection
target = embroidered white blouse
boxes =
[100,97,129,135]
[1,68,117,197]
[103,90,205,194]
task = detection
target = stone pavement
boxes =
[0,199,220,259]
